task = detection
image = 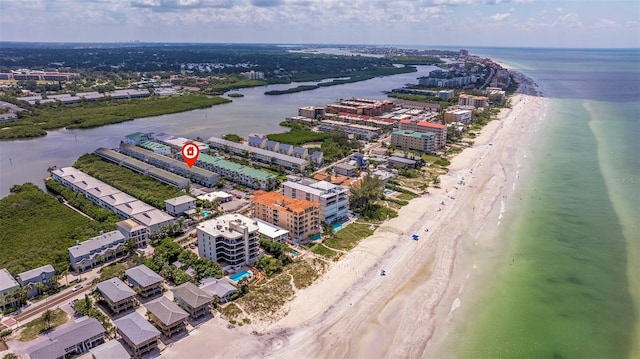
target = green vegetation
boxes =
[19,309,68,342]
[387,92,456,108]
[266,122,329,145]
[388,56,445,65]
[73,294,113,336]
[74,154,184,209]
[145,238,223,284]
[349,174,385,219]
[209,79,266,93]
[256,238,294,277]
[320,128,362,163]
[0,94,230,140]
[311,244,342,260]
[94,263,127,283]
[238,274,294,320]
[323,223,375,252]
[0,183,107,274]
[219,303,243,321]
[223,133,244,143]
[289,259,326,289]
[45,178,121,225]
[265,66,416,95]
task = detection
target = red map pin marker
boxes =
[181,142,200,168]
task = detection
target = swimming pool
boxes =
[291,249,299,255]
[229,270,252,283]
[333,223,343,232]
[383,189,393,195]
[202,211,211,217]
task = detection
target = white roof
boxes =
[165,195,196,206]
[132,209,174,226]
[197,192,232,202]
[254,218,289,239]
[0,268,19,291]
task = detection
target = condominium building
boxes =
[139,141,172,155]
[114,312,161,358]
[197,214,261,270]
[391,130,436,153]
[69,231,126,272]
[247,136,323,167]
[116,219,149,248]
[298,106,325,119]
[17,264,56,298]
[96,278,137,315]
[194,153,278,190]
[283,177,349,224]
[165,195,196,216]
[0,268,20,311]
[119,143,218,187]
[398,120,447,150]
[443,109,473,124]
[208,137,308,172]
[318,120,382,141]
[251,191,320,241]
[458,94,489,109]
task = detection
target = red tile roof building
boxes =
[251,191,320,241]
[399,120,447,150]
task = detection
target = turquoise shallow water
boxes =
[454,48,639,358]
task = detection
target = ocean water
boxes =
[454,48,639,358]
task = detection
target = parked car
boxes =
[72,284,83,292]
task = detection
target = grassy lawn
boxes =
[288,258,328,289]
[19,309,68,342]
[73,154,184,209]
[0,183,107,274]
[0,94,230,140]
[323,222,375,252]
[311,244,342,261]
[238,275,294,320]
[397,192,419,201]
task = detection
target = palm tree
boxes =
[107,248,116,261]
[42,309,53,331]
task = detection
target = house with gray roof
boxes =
[165,195,196,216]
[17,264,55,298]
[96,278,137,315]
[26,316,105,359]
[292,146,308,159]
[172,282,213,319]
[144,296,189,338]
[0,268,20,311]
[248,135,266,148]
[114,312,160,358]
[278,143,293,156]
[89,339,131,359]
[264,140,279,152]
[199,277,237,303]
[333,163,357,177]
[69,231,126,272]
[208,137,309,172]
[310,151,324,167]
[126,265,163,298]
[131,209,175,235]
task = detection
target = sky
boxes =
[1,0,639,48]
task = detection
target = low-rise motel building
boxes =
[208,136,309,172]
[96,277,137,315]
[126,265,164,298]
[68,231,127,273]
[25,316,105,359]
[193,152,278,190]
[114,312,161,358]
[197,214,260,272]
[251,190,320,242]
[165,195,196,216]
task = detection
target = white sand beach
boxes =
[161,72,549,359]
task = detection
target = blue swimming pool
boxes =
[333,223,343,232]
[202,211,211,217]
[383,189,393,195]
[229,270,251,283]
[291,249,299,255]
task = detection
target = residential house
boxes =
[126,265,163,298]
[333,163,357,177]
[199,277,237,304]
[25,317,105,359]
[144,296,189,338]
[172,282,213,319]
[89,340,131,359]
[197,214,260,271]
[251,191,320,242]
[96,278,137,315]
[114,312,160,358]
[17,264,55,298]
[165,195,196,216]
[0,268,20,311]
[131,209,176,235]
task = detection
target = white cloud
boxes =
[552,12,582,28]
[491,12,510,21]
[595,18,618,28]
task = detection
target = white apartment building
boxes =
[282,177,349,224]
[197,214,260,271]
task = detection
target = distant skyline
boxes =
[1,0,638,48]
